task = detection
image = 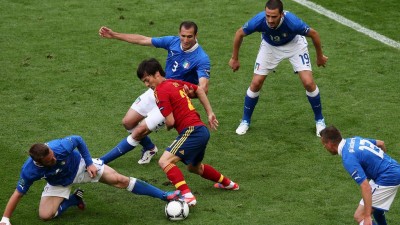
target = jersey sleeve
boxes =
[285,12,310,36]
[62,135,93,167]
[154,86,173,118]
[242,11,265,35]
[151,36,175,50]
[342,158,367,185]
[196,57,211,80]
[180,80,199,91]
[16,163,36,194]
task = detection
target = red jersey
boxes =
[154,79,205,133]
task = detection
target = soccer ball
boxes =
[165,200,189,221]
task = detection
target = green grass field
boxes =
[1,0,399,224]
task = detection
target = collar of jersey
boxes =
[266,11,285,30]
[181,42,199,53]
[338,139,346,156]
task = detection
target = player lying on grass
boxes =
[0,135,180,225]
[137,58,239,207]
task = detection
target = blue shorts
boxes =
[166,126,210,166]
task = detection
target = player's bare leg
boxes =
[299,70,325,136]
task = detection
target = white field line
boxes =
[291,0,400,50]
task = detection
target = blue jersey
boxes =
[16,135,93,194]
[339,137,400,186]
[151,36,210,85]
[242,11,310,46]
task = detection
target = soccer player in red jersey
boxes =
[137,58,239,206]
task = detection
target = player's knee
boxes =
[122,117,134,130]
[158,159,168,169]
[132,124,150,140]
[39,210,55,221]
[187,165,201,175]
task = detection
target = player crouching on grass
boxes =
[0,135,180,225]
[137,58,239,207]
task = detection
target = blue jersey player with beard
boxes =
[0,135,180,225]
[321,126,400,225]
[98,21,210,165]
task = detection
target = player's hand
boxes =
[99,26,113,38]
[86,164,98,178]
[208,113,219,130]
[183,84,196,98]
[317,55,328,67]
[0,217,11,225]
[361,216,373,225]
[229,58,240,72]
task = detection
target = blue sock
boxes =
[131,179,165,200]
[139,136,155,151]
[373,209,387,225]
[54,194,79,218]
[306,93,323,121]
[100,137,136,164]
[242,95,259,123]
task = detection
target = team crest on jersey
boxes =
[282,33,288,38]
[183,61,190,69]
[61,161,65,166]
[179,150,184,155]
[172,82,180,87]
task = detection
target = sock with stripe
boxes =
[163,163,190,194]
[201,164,231,186]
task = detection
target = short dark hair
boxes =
[179,21,198,35]
[29,143,49,162]
[265,0,283,13]
[136,58,166,80]
[320,126,342,144]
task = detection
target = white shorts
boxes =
[359,180,400,211]
[41,158,105,199]
[130,88,165,131]
[254,35,312,75]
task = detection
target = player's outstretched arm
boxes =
[1,189,24,225]
[229,28,246,72]
[359,180,373,225]
[307,28,328,67]
[195,87,218,130]
[98,26,153,46]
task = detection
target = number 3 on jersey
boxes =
[179,89,195,111]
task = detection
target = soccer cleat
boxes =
[316,119,326,137]
[164,190,181,201]
[138,146,158,164]
[213,182,240,190]
[73,188,86,210]
[235,120,249,135]
[181,193,197,207]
